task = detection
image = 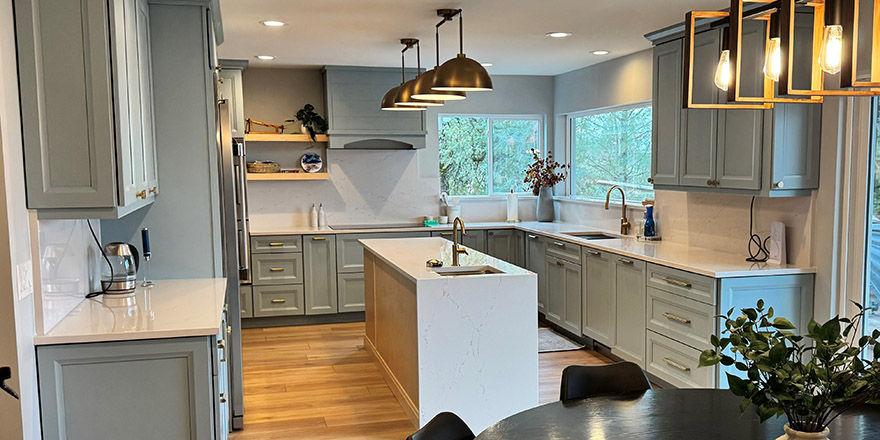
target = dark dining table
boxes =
[476,389,880,439]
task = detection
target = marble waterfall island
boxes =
[361,237,538,433]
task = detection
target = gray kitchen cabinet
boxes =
[252,253,303,286]
[612,255,647,366]
[251,235,302,254]
[545,254,582,335]
[37,336,220,440]
[432,229,488,254]
[304,235,339,315]
[252,285,305,317]
[647,20,821,197]
[650,39,683,186]
[338,272,366,313]
[240,285,253,318]
[487,229,525,266]
[582,248,615,346]
[218,60,247,138]
[525,233,548,314]
[323,66,427,149]
[336,232,430,273]
[15,0,159,219]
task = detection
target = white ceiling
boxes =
[217,0,728,76]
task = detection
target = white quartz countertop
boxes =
[34,278,228,345]
[251,220,814,279]
[360,237,533,282]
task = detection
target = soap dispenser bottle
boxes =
[644,205,656,237]
[309,204,318,228]
[318,203,326,228]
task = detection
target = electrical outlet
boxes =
[16,261,33,300]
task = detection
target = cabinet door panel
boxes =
[651,40,683,185]
[526,234,548,313]
[612,256,647,366]
[716,109,763,189]
[337,232,429,272]
[487,229,524,266]
[583,248,614,346]
[252,253,303,286]
[338,272,365,313]
[121,0,146,204]
[545,255,566,327]
[218,69,245,138]
[136,0,158,193]
[562,260,583,335]
[680,29,720,187]
[304,235,338,315]
[771,103,821,190]
[240,285,253,318]
[253,285,305,317]
[433,230,487,253]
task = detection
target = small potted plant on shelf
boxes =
[523,149,568,222]
[699,299,880,440]
[286,103,328,142]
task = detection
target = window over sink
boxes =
[438,115,543,196]
[568,103,654,203]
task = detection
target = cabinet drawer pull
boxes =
[268,242,284,247]
[587,250,601,256]
[662,312,692,324]
[663,358,691,372]
[271,298,286,304]
[269,267,285,272]
[440,232,454,236]
[556,261,565,266]
[528,234,537,239]
[312,237,327,241]
[619,258,634,265]
[662,277,692,288]
[553,241,565,247]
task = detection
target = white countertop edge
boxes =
[34,327,220,346]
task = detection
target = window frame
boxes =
[564,101,653,204]
[437,113,546,197]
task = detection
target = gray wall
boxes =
[241,68,325,131]
[102,4,222,279]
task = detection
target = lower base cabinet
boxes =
[646,330,714,389]
[432,229,487,253]
[240,285,253,318]
[338,272,366,312]
[304,235,339,315]
[525,233,548,313]
[253,284,305,317]
[582,248,614,346]
[545,254,582,335]
[487,229,525,266]
[612,255,647,365]
[37,336,224,440]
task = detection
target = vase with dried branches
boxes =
[523,150,569,222]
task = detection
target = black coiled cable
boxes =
[746,196,770,262]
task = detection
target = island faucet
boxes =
[452,217,468,266]
[605,185,631,235]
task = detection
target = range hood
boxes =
[323,66,427,150]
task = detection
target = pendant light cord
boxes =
[458,9,464,54]
[746,196,770,263]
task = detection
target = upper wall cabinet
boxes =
[218,59,248,139]
[322,66,427,149]
[15,0,159,219]
[648,19,821,198]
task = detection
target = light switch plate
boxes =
[16,261,33,300]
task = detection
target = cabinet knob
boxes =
[774,181,784,189]
[220,393,227,403]
[556,261,564,266]
[647,177,654,183]
[706,179,713,186]
[149,186,158,195]
[136,190,147,199]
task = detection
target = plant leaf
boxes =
[772,317,796,330]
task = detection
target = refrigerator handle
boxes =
[233,141,250,274]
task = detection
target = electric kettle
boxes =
[101,242,140,294]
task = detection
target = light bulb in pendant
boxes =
[818,25,843,74]
[714,49,731,91]
[763,37,782,81]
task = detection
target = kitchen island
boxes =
[361,237,538,433]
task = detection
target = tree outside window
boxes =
[570,104,654,202]
[439,115,542,196]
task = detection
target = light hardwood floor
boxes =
[230,322,612,440]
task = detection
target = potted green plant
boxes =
[699,299,880,439]
[286,104,328,142]
[523,149,569,222]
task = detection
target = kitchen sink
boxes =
[562,232,619,240]
[432,265,504,276]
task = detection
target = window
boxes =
[439,115,542,196]
[864,98,880,337]
[569,104,653,202]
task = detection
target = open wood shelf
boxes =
[246,172,329,181]
[244,133,329,143]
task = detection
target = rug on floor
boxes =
[538,327,585,353]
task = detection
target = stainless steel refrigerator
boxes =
[216,99,247,430]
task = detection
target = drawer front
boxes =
[253,285,305,317]
[338,272,365,313]
[647,263,716,305]
[253,253,303,285]
[546,238,581,264]
[240,285,253,319]
[646,330,714,389]
[647,287,715,351]
[251,235,302,254]
[337,232,430,273]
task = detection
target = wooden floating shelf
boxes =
[244,133,329,143]
[247,172,329,181]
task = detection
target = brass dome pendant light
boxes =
[411,11,468,101]
[394,39,444,107]
[381,39,434,111]
[431,9,493,92]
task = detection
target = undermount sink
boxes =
[432,265,504,276]
[562,232,619,240]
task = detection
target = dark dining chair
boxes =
[406,412,475,440]
[559,361,653,401]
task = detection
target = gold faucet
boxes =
[451,217,469,266]
[605,186,631,235]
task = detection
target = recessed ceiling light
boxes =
[256,55,276,60]
[546,32,572,38]
[260,20,286,27]
[481,62,493,67]
[590,50,610,56]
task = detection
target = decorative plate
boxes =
[301,152,323,173]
